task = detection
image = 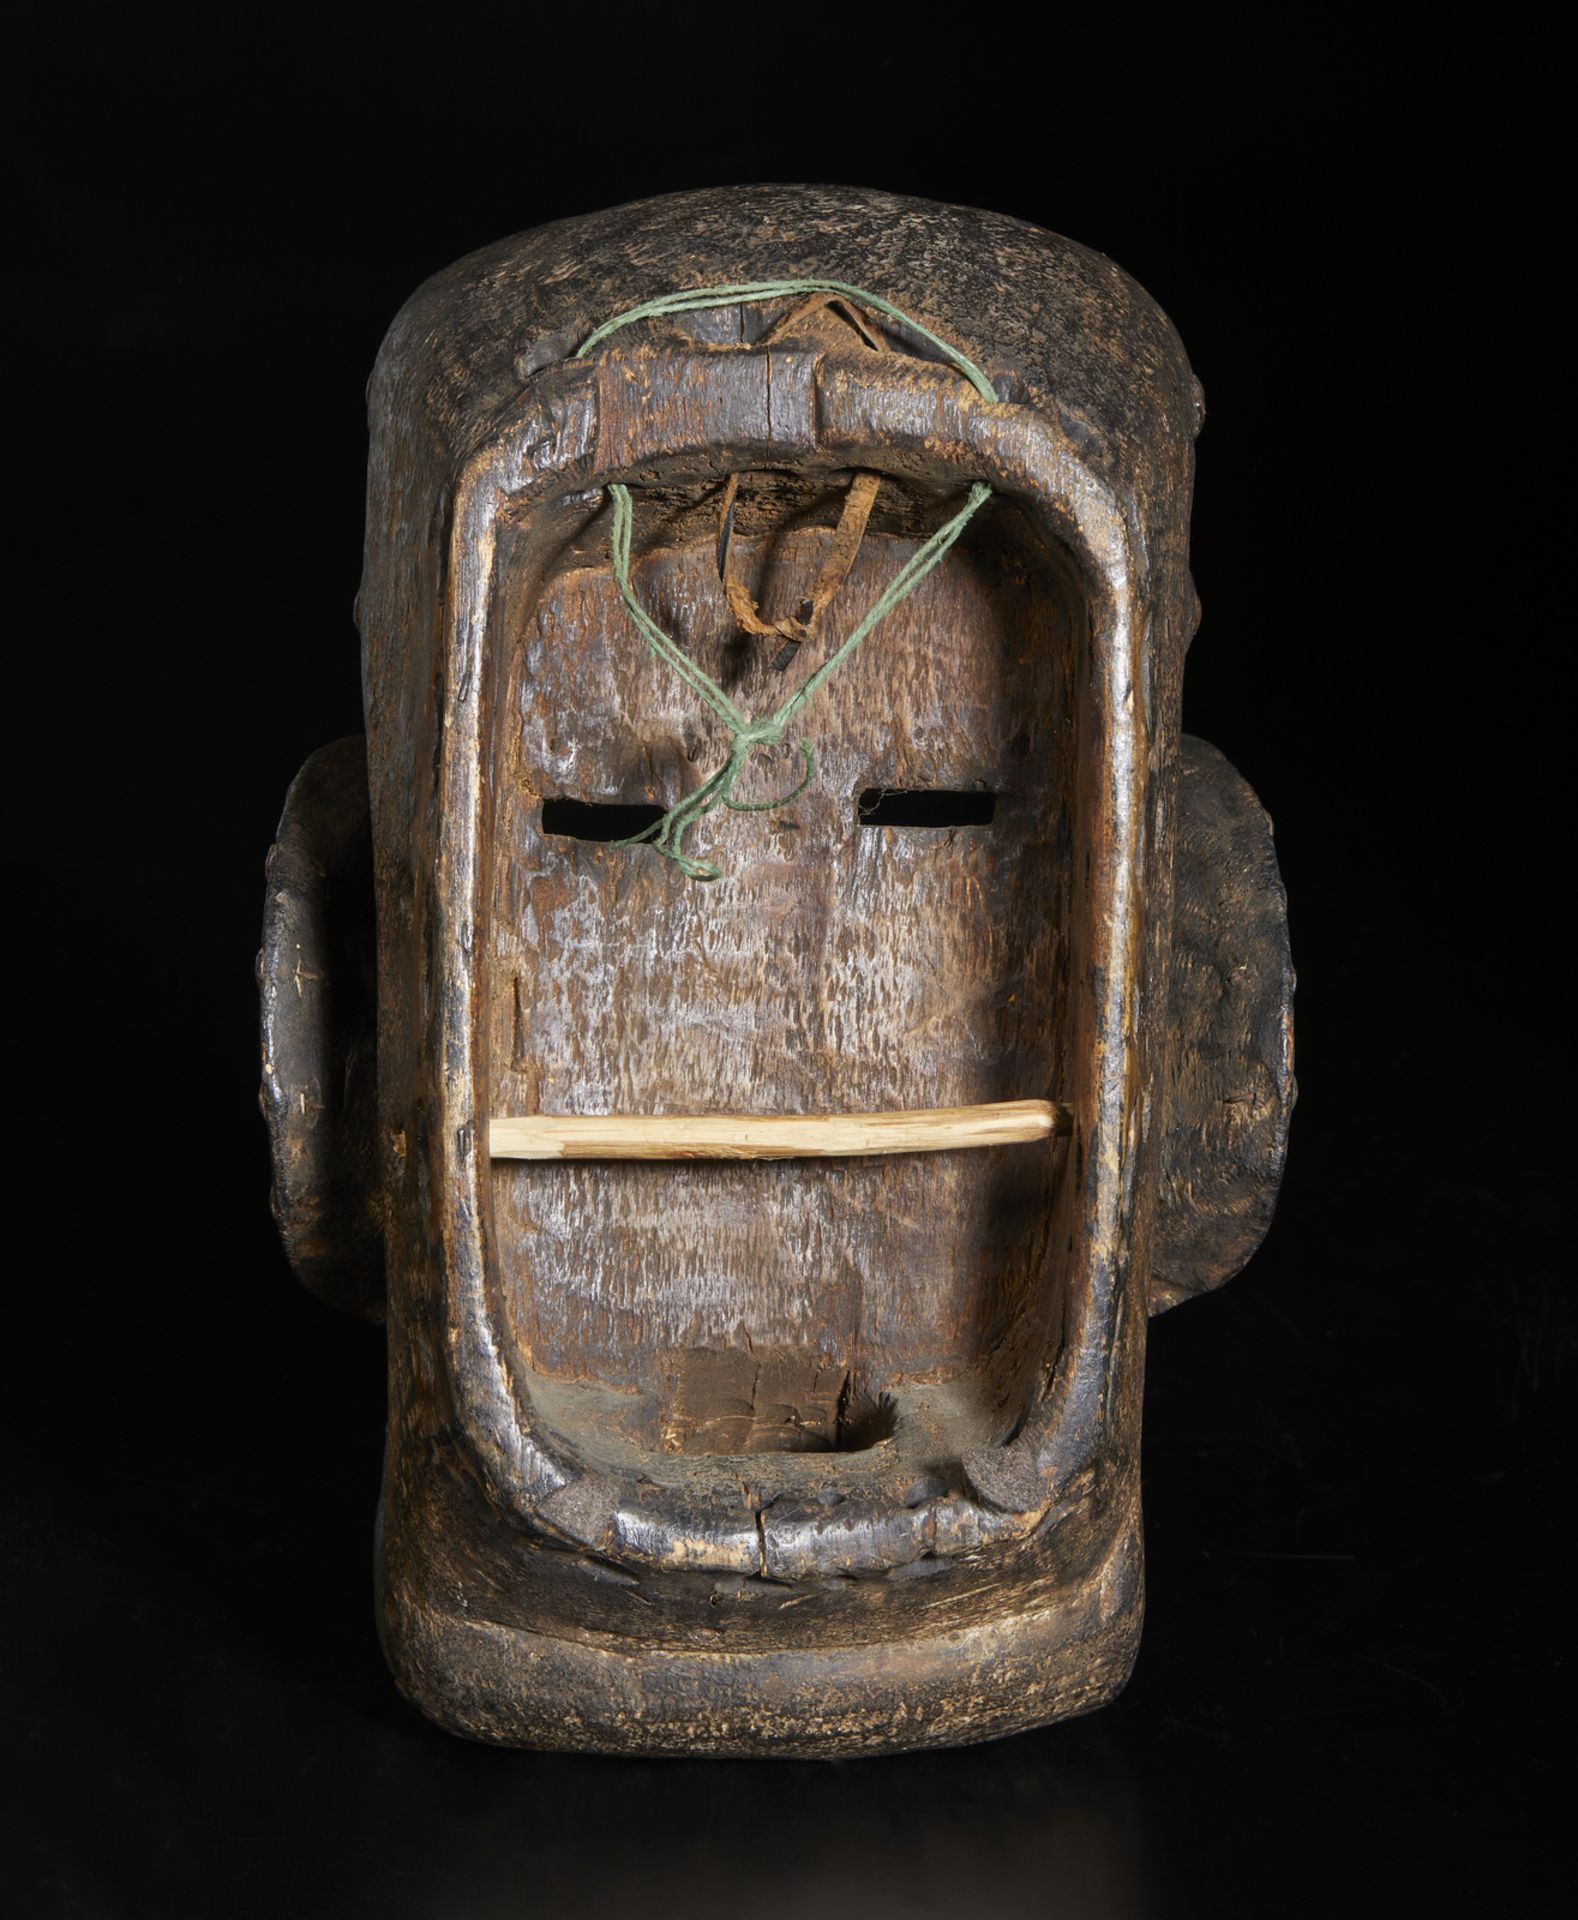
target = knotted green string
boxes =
[575,280,997,880]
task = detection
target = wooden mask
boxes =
[259,187,1294,1755]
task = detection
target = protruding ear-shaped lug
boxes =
[258,736,383,1318]
[1152,735,1296,1313]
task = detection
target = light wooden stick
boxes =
[488,1098,1068,1163]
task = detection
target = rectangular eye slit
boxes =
[856,788,997,828]
[541,798,666,842]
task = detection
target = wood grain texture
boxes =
[487,478,1074,1406]
[488,1098,1064,1160]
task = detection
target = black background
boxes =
[9,5,1570,1914]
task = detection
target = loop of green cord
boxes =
[577,281,997,880]
[572,278,1000,400]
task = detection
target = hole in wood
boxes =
[541,797,666,842]
[856,788,997,828]
[836,1384,898,1452]
[660,1350,898,1456]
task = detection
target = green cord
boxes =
[577,281,997,880]
[573,278,999,401]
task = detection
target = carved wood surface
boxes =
[1155,736,1297,1308]
[258,736,381,1319]
[487,489,1075,1445]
